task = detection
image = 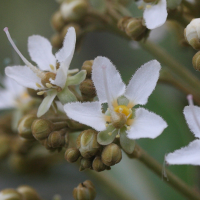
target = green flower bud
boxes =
[17,185,41,200]
[51,34,62,49]
[31,119,54,140]
[192,51,200,71]
[81,60,93,78]
[0,189,22,200]
[18,114,37,140]
[76,129,101,158]
[92,156,106,172]
[79,79,96,101]
[79,157,92,171]
[73,180,96,200]
[65,148,80,163]
[51,11,65,31]
[101,143,122,166]
[47,129,66,148]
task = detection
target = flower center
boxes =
[114,105,132,120]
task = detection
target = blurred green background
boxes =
[0,1,199,200]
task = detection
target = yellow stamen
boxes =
[116,134,120,138]
[114,105,132,120]
[37,91,45,95]
[50,64,55,71]
[108,132,112,136]
[46,83,53,88]
[146,5,152,9]
[36,83,42,88]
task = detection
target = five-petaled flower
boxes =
[64,56,167,153]
[137,0,167,30]
[4,27,86,117]
[166,95,200,165]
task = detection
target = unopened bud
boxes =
[101,143,122,166]
[51,11,65,31]
[51,34,62,49]
[60,0,88,21]
[0,189,22,200]
[0,135,11,160]
[111,112,127,129]
[184,18,200,50]
[73,180,96,200]
[76,129,101,158]
[79,79,96,101]
[65,148,80,163]
[81,60,93,78]
[18,114,37,140]
[61,24,81,40]
[79,157,92,171]
[92,156,106,172]
[17,185,41,200]
[47,129,66,148]
[192,51,200,71]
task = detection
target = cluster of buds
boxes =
[0,185,42,200]
[65,129,122,172]
[73,180,96,200]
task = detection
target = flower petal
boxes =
[55,27,76,77]
[125,60,161,106]
[0,89,15,109]
[64,101,106,131]
[5,66,44,90]
[37,90,57,117]
[165,140,200,165]
[28,35,56,72]
[127,108,167,139]
[92,56,126,104]
[143,0,167,29]
[50,67,66,88]
[183,105,200,138]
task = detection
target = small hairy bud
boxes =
[184,18,200,50]
[65,148,80,163]
[92,156,106,172]
[193,51,200,71]
[51,11,65,31]
[17,185,41,200]
[111,112,127,129]
[81,60,93,78]
[79,157,92,171]
[101,143,122,166]
[76,129,101,158]
[73,180,96,200]
[31,119,54,140]
[0,189,23,200]
[18,114,37,140]
[79,79,96,101]
[47,129,65,148]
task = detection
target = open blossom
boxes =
[4,27,86,117]
[165,95,200,165]
[64,56,167,152]
[137,0,167,29]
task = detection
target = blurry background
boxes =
[0,0,199,200]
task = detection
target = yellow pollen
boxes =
[37,91,45,95]
[36,83,42,88]
[114,105,132,120]
[108,132,112,136]
[146,5,152,9]
[46,83,53,88]
[116,134,120,138]
[50,64,55,71]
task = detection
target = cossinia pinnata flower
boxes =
[137,0,167,29]
[64,56,167,153]
[4,27,86,117]
[166,95,200,165]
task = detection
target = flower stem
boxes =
[126,144,200,200]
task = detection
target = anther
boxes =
[46,83,53,88]
[37,91,45,95]
[36,83,42,88]
[50,64,55,71]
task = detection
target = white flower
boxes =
[165,95,200,165]
[3,27,84,117]
[64,56,167,147]
[0,75,30,109]
[137,0,168,29]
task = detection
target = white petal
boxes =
[64,101,106,131]
[165,140,200,165]
[5,66,44,90]
[50,67,66,88]
[28,35,56,72]
[125,60,161,106]
[143,0,167,29]
[55,27,76,77]
[183,105,200,138]
[0,89,15,109]
[127,108,167,139]
[92,56,126,103]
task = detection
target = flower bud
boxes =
[61,23,81,40]
[0,189,22,200]
[18,114,37,140]
[47,129,66,148]
[192,51,200,71]
[73,180,96,200]
[184,18,200,50]
[60,0,88,21]
[79,79,96,101]
[92,156,106,172]
[81,60,93,78]
[0,135,11,160]
[17,185,41,200]
[111,112,127,129]
[51,34,62,49]
[65,132,69,148]
[51,11,65,31]
[79,158,92,171]
[31,119,54,140]
[76,129,101,158]
[65,148,80,163]
[101,143,122,166]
